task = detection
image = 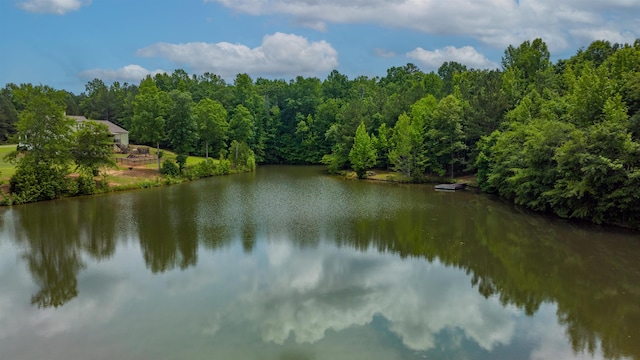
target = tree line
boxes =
[2,38,640,227]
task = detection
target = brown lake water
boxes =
[0,165,639,360]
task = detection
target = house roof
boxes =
[68,115,128,135]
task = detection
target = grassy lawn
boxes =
[114,147,213,170]
[0,143,236,202]
[0,145,17,183]
[106,150,217,189]
[0,143,214,185]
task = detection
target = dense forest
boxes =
[2,38,640,227]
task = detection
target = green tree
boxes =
[294,115,316,163]
[110,82,138,129]
[313,98,342,160]
[12,87,73,165]
[9,86,74,202]
[131,77,170,171]
[234,74,270,157]
[0,88,18,142]
[509,119,573,210]
[546,95,640,224]
[387,95,438,181]
[167,90,197,171]
[195,98,228,159]
[229,104,254,144]
[349,122,377,178]
[228,139,256,171]
[81,78,110,120]
[475,131,500,192]
[323,70,351,100]
[279,76,323,162]
[564,62,612,127]
[63,90,82,116]
[229,104,254,162]
[425,95,466,177]
[455,69,508,168]
[389,113,420,179]
[438,61,467,96]
[570,40,618,68]
[380,64,428,126]
[501,38,551,83]
[71,121,116,175]
[374,123,391,168]
[424,95,466,176]
[501,39,555,106]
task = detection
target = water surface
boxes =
[0,166,639,359]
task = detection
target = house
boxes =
[67,115,129,151]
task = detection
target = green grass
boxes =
[114,146,216,170]
[154,148,211,166]
[0,143,241,203]
[0,145,17,182]
[0,143,216,184]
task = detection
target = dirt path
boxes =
[103,166,160,186]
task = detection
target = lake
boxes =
[0,165,639,360]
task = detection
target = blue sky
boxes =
[1,0,639,94]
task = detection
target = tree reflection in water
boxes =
[13,201,86,308]
[3,166,639,359]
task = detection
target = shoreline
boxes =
[0,160,249,206]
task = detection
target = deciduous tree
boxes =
[167,90,197,170]
[349,122,376,178]
[9,86,74,202]
[425,95,466,177]
[71,121,116,175]
[0,88,18,142]
[195,98,228,159]
[131,77,170,171]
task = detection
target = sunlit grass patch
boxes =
[0,145,17,182]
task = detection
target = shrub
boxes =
[246,154,256,172]
[67,177,79,196]
[321,153,342,174]
[188,158,216,178]
[228,140,256,171]
[0,192,13,206]
[160,159,180,177]
[216,157,231,175]
[176,153,187,171]
[76,172,96,195]
[96,174,109,192]
[10,162,68,202]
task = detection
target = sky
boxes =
[1,0,639,94]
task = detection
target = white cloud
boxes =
[569,27,638,45]
[407,46,499,70]
[17,0,90,15]
[525,303,609,360]
[78,65,167,83]
[217,241,517,351]
[136,32,338,78]
[206,0,640,51]
[374,48,396,59]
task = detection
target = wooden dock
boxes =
[434,183,467,191]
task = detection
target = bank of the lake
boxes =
[0,165,250,205]
[0,144,252,205]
